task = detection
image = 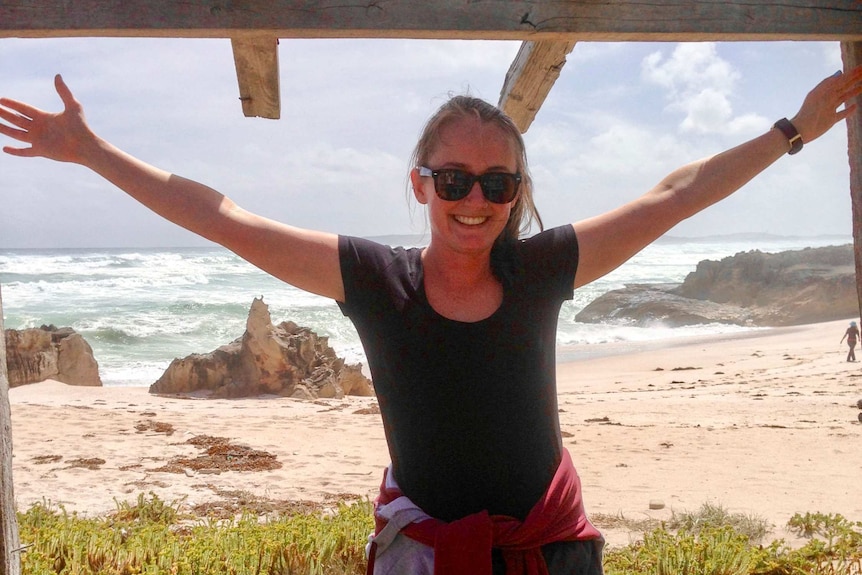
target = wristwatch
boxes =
[773,118,803,155]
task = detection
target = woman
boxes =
[841,320,860,362]
[2,66,861,574]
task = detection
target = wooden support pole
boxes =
[231,36,281,119]
[0,285,21,575]
[841,42,862,320]
[499,40,576,133]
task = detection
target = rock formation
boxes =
[576,244,858,327]
[4,325,102,387]
[149,297,374,399]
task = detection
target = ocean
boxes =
[0,233,852,387]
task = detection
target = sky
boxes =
[0,37,855,248]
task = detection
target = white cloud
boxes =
[641,42,768,135]
[642,43,738,92]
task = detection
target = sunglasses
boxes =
[418,166,521,204]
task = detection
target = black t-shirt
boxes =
[338,225,579,521]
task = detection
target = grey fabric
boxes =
[370,534,434,575]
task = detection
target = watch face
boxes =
[788,137,803,154]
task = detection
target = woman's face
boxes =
[412,116,519,258]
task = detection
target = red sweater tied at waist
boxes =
[368,449,602,575]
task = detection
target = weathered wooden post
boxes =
[841,42,862,320]
[0,284,21,575]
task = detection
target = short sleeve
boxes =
[517,225,579,301]
[337,235,422,318]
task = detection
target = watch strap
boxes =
[773,118,803,155]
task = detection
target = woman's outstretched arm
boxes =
[0,74,344,301]
[573,66,862,289]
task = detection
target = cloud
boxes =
[641,42,768,135]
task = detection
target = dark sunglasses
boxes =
[418,166,521,204]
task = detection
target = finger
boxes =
[838,70,862,91]
[841,67,862,89]
[837,103,857,122]
[839,82,862,104]
[54,74,78,110]
[0,121,30,142]
[0,97,42,122]
[0,104,33,131]
[2,145,37,158]
[822,68,857,94]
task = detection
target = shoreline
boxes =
[9,318,862,549]
[555,323,779,363]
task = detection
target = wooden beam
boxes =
[499,40,575,133]
[841,41,862,320]
[1,1,861,41]
[231,36,280,119]
[0,286,21,575]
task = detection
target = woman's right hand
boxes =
[0,74,94,164]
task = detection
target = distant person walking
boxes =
[840,321,859,362]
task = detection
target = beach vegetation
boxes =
[602,506,862,575]
[667,502,773,544]
[603,526,757,575]
[14,493,862,575]
[17,492,374,575]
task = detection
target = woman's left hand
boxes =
[791,65,862,144]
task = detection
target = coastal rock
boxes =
[576,245,858,327]
[574,284,756,327]
[149,297,374,399]
[4,325,102,387]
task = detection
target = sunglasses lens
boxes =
[480,173,515,204]
[436,170,472,200]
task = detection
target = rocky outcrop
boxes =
[4,326,102,387]
[149,298,374,399]
[576,244,858,327]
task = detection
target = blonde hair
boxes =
[409,95,544,243]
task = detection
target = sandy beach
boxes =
[7,318,862,549]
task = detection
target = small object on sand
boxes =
[649,499,665,510]
[856,398,862,410]
[858,412,862,423]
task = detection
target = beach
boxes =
[8,318,862,549]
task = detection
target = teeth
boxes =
[454,215,487,226]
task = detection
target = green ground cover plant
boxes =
[14,495,862,574]
[18,493,373,575]
[603,504,862,575]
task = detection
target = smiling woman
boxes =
[1,59,861,574]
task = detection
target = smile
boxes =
[453,215,488,226]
